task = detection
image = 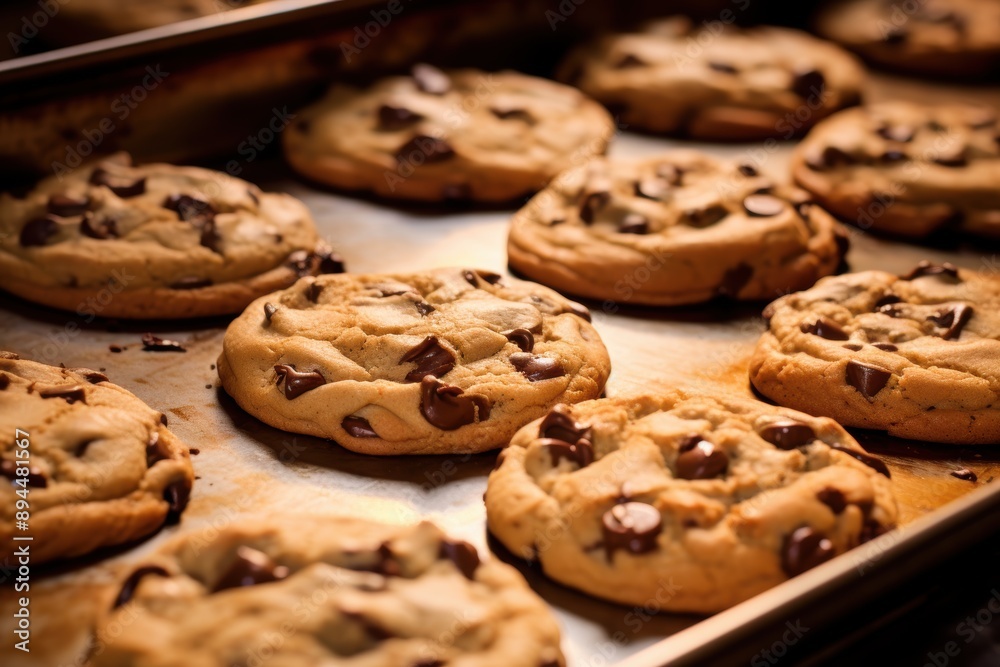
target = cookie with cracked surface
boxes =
[0,352,194,565]
[507,152,848,306]
[283,63,615,202]
[792,102,1000,239]
[485,391,897,612]
[218,268,610,455]
[557,17,864,141]
[0,152,344,319]
[750,263,1000,444]
[92,516,565,667]
[816,0,1000,78]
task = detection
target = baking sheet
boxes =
[2,72,1000,666]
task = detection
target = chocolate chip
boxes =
[411,63,450,95]
[682,204,727,228]
[511,353,565,382]
[212,546,289,593]
[635,177,671,200]
[274,364,326,399]
[463,269,480,287]
[47,194,90,216]
[38,385,86,404]
[0,374,8,390]
[476,271,502,285]
[580,190,610,224]
[619,213,649,234]
[263,302,278,322]
[933,147,967,167]
[146,432,168,467]
[615,53,646,68]
[718,263,753,298]
[396,135,455,164]
[169,277,212,290]
[160,414,169,426]
[419,376,491,430]
[655,163,683,185]
[415,301,435,316]
[830,443,891,478]
[80,213,119,240]
[287,250,316,277]
[439,540,480,579]
[602,502,662,558]
[901,261,959,281]
[491,107,534,123]
[817,488,847,514]
[805,146,855,171]
[882,26,907,44]
[566,302,592,322]
[141,333,186,353]
[846,361,891,400]
[782,527,835,576]
[317,248,346,274]
[873,342,899,351]
[0,459,47,488]
[163,479,191,521]
[539,405,592,444]
[800,318,849,341]
[743,194,785,217]
[19,216,60,246]
[113,566,169,608]
[791,68,825,101]
[401,336,456,382]
[759,420,817,449]
[109,344,124,353]
[163,194,214,223]
[502,328,534,353]
[880,150,907,163]
[738,163,758,177]
[928,304,973,340]
[951,468,977,482]
[874,293,902,310]
[90,168,146,198]
[708,61,737,74]
[675,435,728,479]
[305,282,323,303]
[377,104,424,130]
[539,436,594,468]
[343,416,378,438]
[876,125,915,143]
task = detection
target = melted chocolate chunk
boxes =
[817,487,847,514]
[274,364,326,399]
[580,190,610,224]
[928,304,973,340]
[141,333,186,353]
[566,302,592,322]
[602,502,662,557]
[146,432,168,467]
[0,374,8,390]
[718,263,753,298]
[317,248,346,274]
[684,204,728,228]
[708,61,737,73]
[830,443,891,478]
[503,328,534,353]
[656,163,683,185]
[415,301,435,316]
[75,369,109,384]
[38,385,86,404]
[510,353,565,382]
[411,63,450,95]
[287,250,316,277]
[759,420,817,449]
[19,216,60,246]
[400,336,456,382]
[743,194,785,217]
[874,293,902,310]
[90,168,146,198]
[80,213,119,240]
[539,405,592,444]
[170,277,213,290]
[805,146,855,171]
[263,302,278,322]
[438,540,480,579]
[539,436,594,468]
[113,566,169,608]
[675,435,728,480]
[845,361,891,400]
[163,479,191,521]
[212,546,290,593]
[396,135,454,164]
[343,416,378,438]
[47,194,90,216]
[901,261,959,281]
[800,318,849,341]
[491,107,535,123]
[419,376,491,430]
[877,124,915,143]
[305,282,324,303]
[738,163,758,177]
[611,212,647,234]
[0,459,47,488]
[782,527,835,576]
[880,149,907,163]
[882,26,907,44]
[791,68,825,101]
[951,468,977,482]
[873,342,898,352]
[163,194,215,223]
[377,104,424,130]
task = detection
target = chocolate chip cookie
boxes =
[817,0,1000,78]
[558,17,864,140]
[485,391,897,612]
[0,153,343,319]
[0,352,194,565]
[218,268,610,455]
[92,516,565,666]
[750,263,1000,444]
[507,152,848,306]
[792,102,1000,239]
[283,63,615,202]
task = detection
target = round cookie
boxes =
[816,0,1000,78]
[557,17,864,140]
[792,102,1000,239]
[218,268,611,455]
[92,516,565,667]
[507,152,848,306]
[0,152,344,319]
[283,63,615,202]
[750,262,1000,445]
[0,352,194,565]
[485,391,898,613]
